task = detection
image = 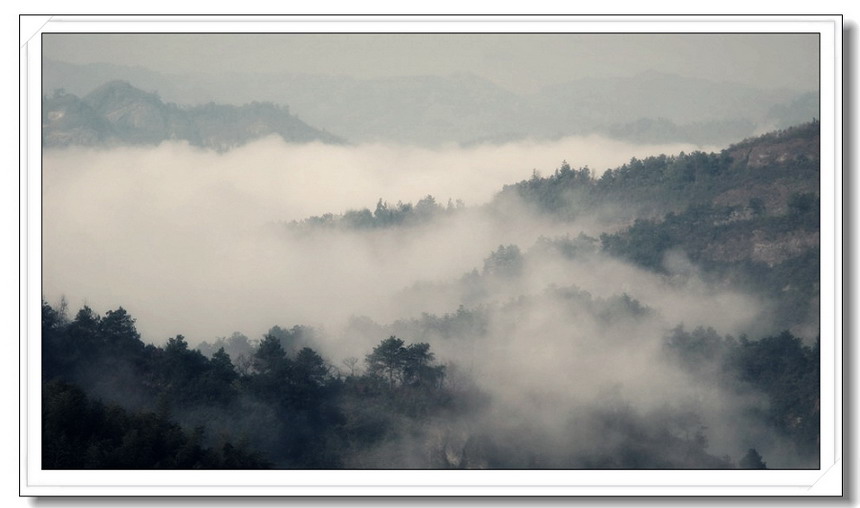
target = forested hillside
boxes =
[42,121,821,469]
[503,121,820,337]
[41,299,817,469]
[294,122,819,335]
[498,120,819,219]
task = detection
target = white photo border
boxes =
[20,14,843,497]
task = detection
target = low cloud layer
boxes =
[42,135,713,343]
[42,134,812,468]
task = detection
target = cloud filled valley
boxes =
[42,135,715,342]
[41,125,821,470]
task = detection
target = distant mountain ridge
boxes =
[42,80,344,150]
[43,59,818,147]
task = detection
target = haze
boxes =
[43,33,819,94]
[38,30,821,470]
[42,135,716,343]
[42,136,800,466]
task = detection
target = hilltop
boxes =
[291,121,821,338]
[42,81,344,151]
[43,61,818,147]
[502,121,821,337]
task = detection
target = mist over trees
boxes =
[41,117,821,469]
[290,195,465,231]
[42,294,817,469]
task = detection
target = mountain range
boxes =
[43,59,818,148]
[42,80,342,150]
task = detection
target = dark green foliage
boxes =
[600,217,675,272]
[600,202,755,273]
[155,335,237,406]
[291,195,458,230]
[482,244,524,277]
[728,333,820,460]
[100,307,143,355]
[498,121,818,224]
[288,347,330,410]
[739,448,767,469]
[243,334,296,408]
[748,197,766,217]
[507,161,593,216]
[388,305,489,343]
[454,402,733,469]
[365,336,408,387]
[530,233,599,260]
[499,149,737,221]
[266,324,318,356]
[42,381,270,469]
[43,304,157,409]
[40,123,821,469]
[41,298,818,469]
[364,336,446,390]
[65,306,101,356]
[402,342,446,388]
[545,285,654,325]
[728,120,819,152]
[501,124,820,338]
[41,301,461,468]
[598,293,653,323]
[666,327,819,463]
[197,332,254,367]
[42,303,263,466]
[42,300,70,381]
[787,192,820,228]
[210,348,238,385]
[600,200,819,332]
[574,405,733,469]
[253,334,288,375]
[665,326,730,368]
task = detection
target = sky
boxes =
[42,32,819,93]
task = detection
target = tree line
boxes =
[42,301,455,469]
[42,297,818,469]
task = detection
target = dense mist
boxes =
[42,135,712,342]
[41,125,820,469]
[32,22,833,481]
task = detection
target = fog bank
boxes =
[41,134,812,468]
[42,135,712,343]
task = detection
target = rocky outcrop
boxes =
[725,122,820,170]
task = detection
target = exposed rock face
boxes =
[738,134,819,169]
[713,122,820,216]
[750,230,820,266]
[43,81,344,150]
[725,122,820,170]
[713,180,813,216]
[708,229,819,266]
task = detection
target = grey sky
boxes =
[43,33,819,93]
